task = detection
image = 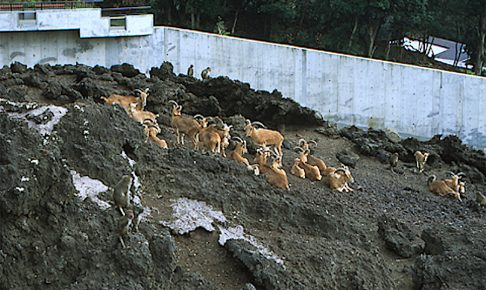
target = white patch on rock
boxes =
[121,150,151,220]
[138,207,152,222]
[15,187,25,192]
[30,159,39,165]
[20,176,30,182]
[163,197,284,267]
[161,198,226,235]
[218,225,285,267]
[70,170,111,210]
[121,150,141,193]
[12,105,68,136]
[121,150,137,168]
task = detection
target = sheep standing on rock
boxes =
[168,100,208,147]
[244,119,284,160]
[414,151,429,173]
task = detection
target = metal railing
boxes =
[101,6,151,17]
[0,1,94,11]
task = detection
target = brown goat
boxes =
[101,88,149,111]
[196,120,232,155]
[264,154,290,190]
[443,172,465,194]
[427,175,461,200]
[127,103,158,124]
[244,120,284,158]
[291,158,305,179]
[168,100,207,147]
[228,137,250,166]
[143,122,168,149]
[295,147,322,181]
[298,139,327,172]
[326,166,354,192]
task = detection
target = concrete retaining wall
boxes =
[0,23,485,148]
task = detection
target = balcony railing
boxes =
[0,1,94,11]
[101,6,151,17]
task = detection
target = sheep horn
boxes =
[168,100,179,107]
[245,119,251,126]
[335,168,346,174]
[456,172,466,177]
[232,136,244,143]
[271,151,279,159]
[447,171,458,177]
[205,116,216,123]
[143,118,156,123]
[308,140,318,146]
[144,88,150,93]
[134,89,143,94]
[251,121,266,128]
[193,114,205,120]
[298,139,307,146]
[213,116,224,124]
[427,175,437,183]
[294,146,304,152]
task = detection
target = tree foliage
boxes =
[141,0,486,75]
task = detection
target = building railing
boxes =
[0,2,152,16]
[101,6,151,17]
[0,1,94,11]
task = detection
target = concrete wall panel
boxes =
[1,25,485,149]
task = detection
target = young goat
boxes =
[101,88,149,111]
[127,103,159,124]
[294,147,321,181]
[291,158,305,179]
[414,151,430,173]
[326,166,354,192]
[244,120,284,159]
[227,137,259,175]
[228,137,249,165]
[168,100,207,147]
[255,153,290,190]
[264,153,290,190]
[143,122,168,149]
[427,175,461,200]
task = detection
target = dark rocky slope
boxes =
[0,62,484,290]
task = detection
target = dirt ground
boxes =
[0,62,485,290]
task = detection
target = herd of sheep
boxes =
[99,87,486,207]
